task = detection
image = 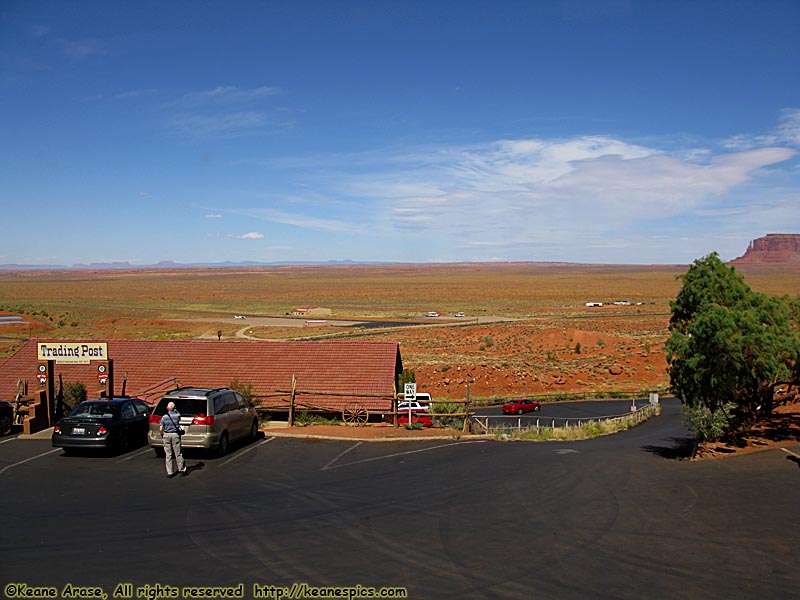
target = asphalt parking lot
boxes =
[1,398,798,600]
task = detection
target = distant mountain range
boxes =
[0,259,374,271]
[2,234,798,271]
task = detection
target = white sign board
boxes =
[37,342,108,365]
[404,382,417,402]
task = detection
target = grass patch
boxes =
[294,412,341,426]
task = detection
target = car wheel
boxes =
[249,420,259,441]
[153,447,165,458]
[535,405,541,411]
[517,408,523,415]
[0,413,11,436]
[117,430,129,451]
[217,432,229,457]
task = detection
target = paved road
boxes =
[475,399,649,429]
[1,398,798,600]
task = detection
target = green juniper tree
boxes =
[665,253,800,441]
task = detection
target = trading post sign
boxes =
[37,342,108,364]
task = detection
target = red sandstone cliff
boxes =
[730,234,800,267]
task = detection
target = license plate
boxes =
[72,427,85,435]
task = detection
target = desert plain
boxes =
[1,262,799,403]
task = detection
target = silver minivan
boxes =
[148,387,258,457]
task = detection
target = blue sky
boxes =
[1,0,798,266]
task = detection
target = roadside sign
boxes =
[37,342,108,365]
[36,365,47,385]
[404,383,416,402]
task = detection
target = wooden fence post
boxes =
[288,374,296,427]
[463,381,471,433]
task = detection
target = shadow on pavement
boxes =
[642,436,696,459]
[182,461,205,477]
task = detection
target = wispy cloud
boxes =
[57,38,102,61]
[164,85,285,139]
[205,213,223,219]
[231,206,360,234]
[166,111,271,139]
[208,232,264,240]
[723,108,800,149]
[292,130,797,262]
[175,85,281,107]
[115,88,159,100]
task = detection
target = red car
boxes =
[502,398,541,415]
[398,414,433,427]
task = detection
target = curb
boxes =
[262,429,493,443]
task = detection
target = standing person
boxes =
[159,401,186,478]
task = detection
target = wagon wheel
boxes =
[342,404,368,425]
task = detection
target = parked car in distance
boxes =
[52,398,151,453]
[453,312,466,317]
[502,398,541,415]
[0,399,13,436]
[148,387,258,457]
[398,413,433,427]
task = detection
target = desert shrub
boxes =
[682,402,736,442]
[398,368,416,389]
[64,382,87,410]
[432,402,464,429]
[255,409,271,428]
[229,379,255,404]
[295,412,341,426]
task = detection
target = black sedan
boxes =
[52,398,151,453]
[0,399,13,436]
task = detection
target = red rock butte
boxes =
[730,234,800,267]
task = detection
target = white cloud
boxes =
[164,85,285,139]
[723,108,800,149]
[320,134,797,262]
[115,89,159,100]
[241,207,359,234]
[776,108,800,146]
[207,232,264,240]
[205,213,223,219]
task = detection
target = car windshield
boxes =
[69,402,119,419]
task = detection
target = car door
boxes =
[230,392,252,440]
[131,400,151,439]
[213,394,232,439]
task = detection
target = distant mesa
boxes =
[730,234,800,267]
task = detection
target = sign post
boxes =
[404,382,416,424]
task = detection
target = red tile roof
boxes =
[0,339,402,412]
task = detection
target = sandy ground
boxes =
[694,399,800,460]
